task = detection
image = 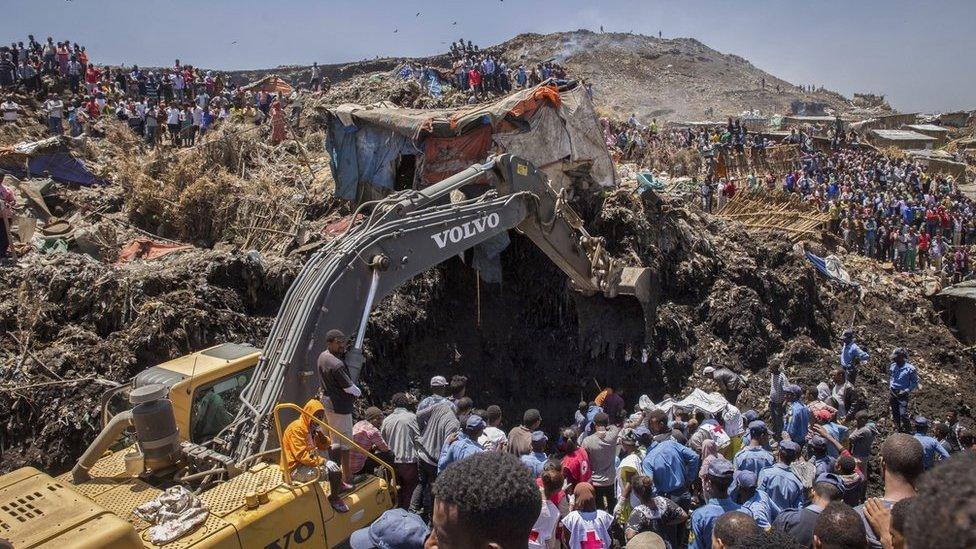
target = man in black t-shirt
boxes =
[318,329,361,485]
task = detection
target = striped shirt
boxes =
[350,420,390,474]
[381,407,419,464]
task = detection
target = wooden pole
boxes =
[1,214,15,259]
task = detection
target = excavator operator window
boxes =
[189,367,254,443]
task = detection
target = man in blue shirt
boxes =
[519,431,548,477]
[641,411,700,495]
[807,436,836,477]
[888,348,919,433]
[783,384,810,446]
[912,416,950,470]
[734,421,775,476]
[729,470,772,529]
[839,329,870,383]
[757,441,806,519]
[690,458,747,549]
[417,376,451,414]
[772,473,846,547]
[437,415,485,474]
[642,410,698,545]
[820,417,849,459]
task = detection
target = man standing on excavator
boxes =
[318,329,362,487]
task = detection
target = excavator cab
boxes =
[0,343,397,548]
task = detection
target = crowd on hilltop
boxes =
[608,112,975,284]
[280,328,976,548]
[0,35,304,150]
[783,148,975,282]
[396,37,580,103]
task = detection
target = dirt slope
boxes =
[227,30,860,121]
[492,31,853,121]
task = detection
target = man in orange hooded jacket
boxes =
[281,399,349,512]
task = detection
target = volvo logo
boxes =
[430,213,500,249]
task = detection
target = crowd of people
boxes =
[0,35,300,149]
[782,148,975,282]
[396,38,577,102]
[280,327,975,549]
[608,111,975,285]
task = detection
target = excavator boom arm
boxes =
[224,155,649,462]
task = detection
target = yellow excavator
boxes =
[0,155,650,548]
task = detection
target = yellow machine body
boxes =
[0,345,396,548]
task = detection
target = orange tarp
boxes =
[421,125,494,185]
[508,85,561,119]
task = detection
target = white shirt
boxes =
[192,106,203,125]
[528,497,560,549]
[478,426,507,452]
[724,404,744,437]
[166,107,180,125]
[562,510,613,549]
[44,99,63,118]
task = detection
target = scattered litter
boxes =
[117,238,193,263]
[133,486,210,545]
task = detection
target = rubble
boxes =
[0,250,300,472]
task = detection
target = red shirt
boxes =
[724,181,737,198]
[467,69,482,87]
[85,66,100,84]
[561,447,591,489]
[919,233,930,252]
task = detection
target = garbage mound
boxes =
[0,250,299,472]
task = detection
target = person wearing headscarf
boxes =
[560,482,613,549]
[270,99,286,145]
[698,439,721,482]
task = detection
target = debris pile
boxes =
[0,250,299,471]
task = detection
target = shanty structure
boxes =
[716,189,829,242]
[324,81,616,203]
[239,75,293,95]
[905,149,967,183]
[903,124,950,145]
[935,111,972,128]
[853,112,919,132]
[935,281,976,344]
[868,129,938,150]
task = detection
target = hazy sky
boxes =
[4,0,974,113]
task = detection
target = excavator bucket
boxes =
[616,266,653,307]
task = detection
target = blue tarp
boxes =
[805,251,858,288]
[27,153,104,186]
[325,115,420,201]
[326,118,359,201]
[355,125,416,192]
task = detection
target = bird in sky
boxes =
[394,29,398,33]
[230,40,238,45]
[416,12,421,16]
[452,21,457,25]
